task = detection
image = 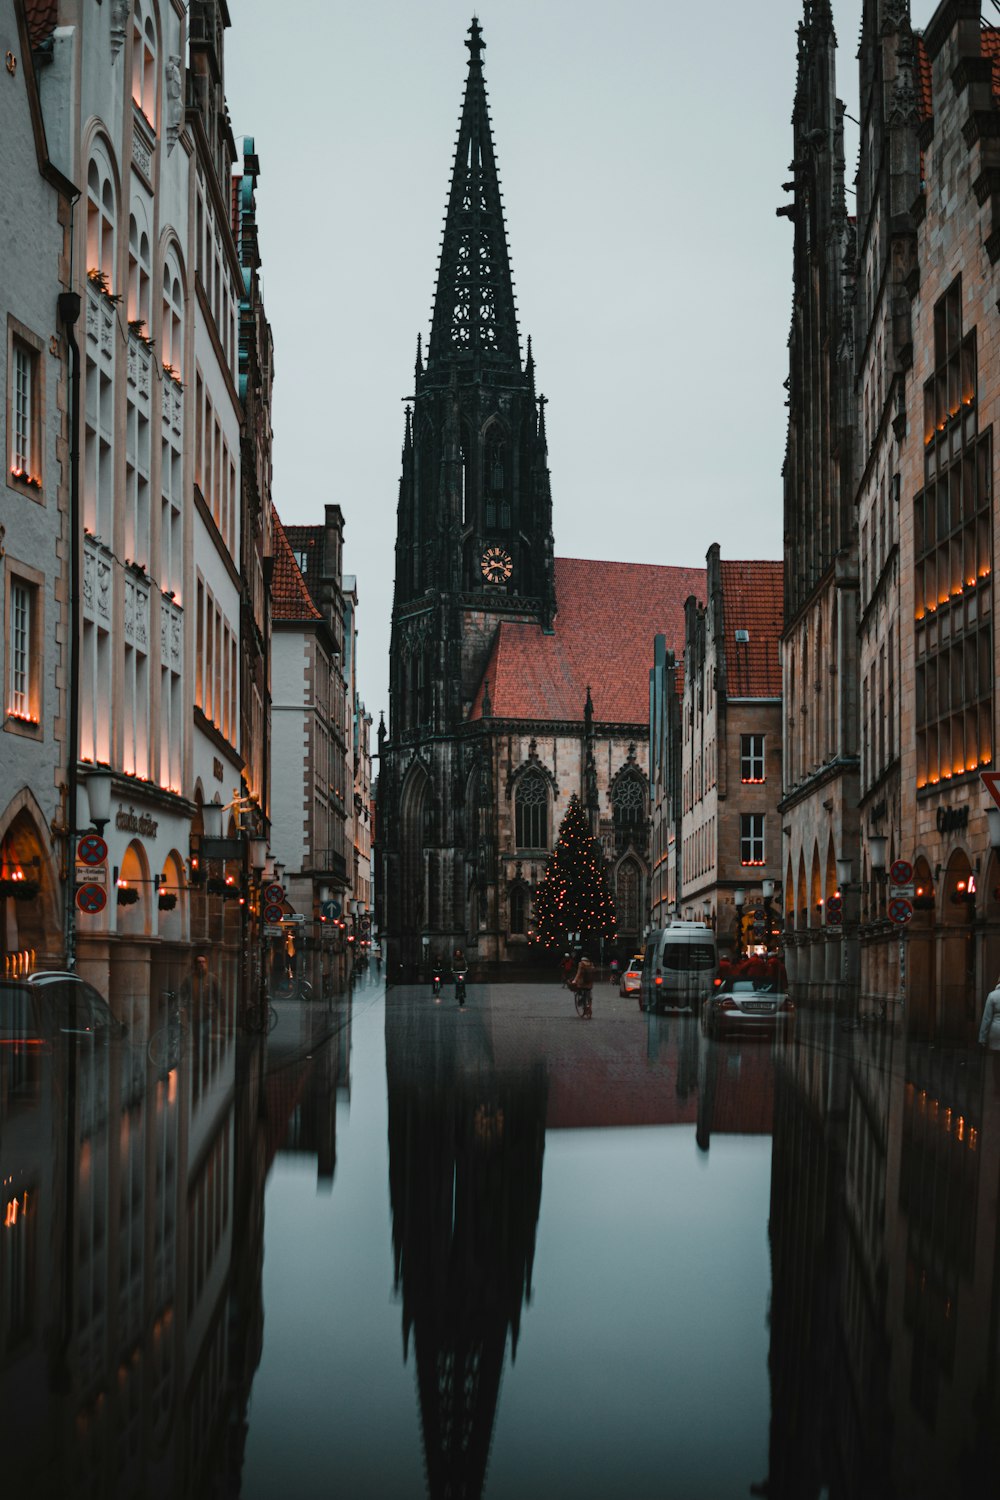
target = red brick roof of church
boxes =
[271,512,322,621]
[720,560,783,700]
[471,556,704,725]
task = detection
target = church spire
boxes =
[427,17,520,374]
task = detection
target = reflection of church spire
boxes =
[387,1003,547,1500]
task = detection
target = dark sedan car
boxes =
[1,976,126,1047]
[702,978,795,1039]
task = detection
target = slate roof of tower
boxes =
[470,557,704,725]
[720,560,783,700]
[271,512,321,621]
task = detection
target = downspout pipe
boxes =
[58,289,81,970]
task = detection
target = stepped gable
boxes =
[471,556,704,725]
[271,512,321,621]
[719,559,783,699]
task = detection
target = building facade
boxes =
[648,635,683,930]
[659,546,783,950]
[853,0,919,1012]
[893,0,1000,1038]
[779,0,861,1001]
[0,0,75,976]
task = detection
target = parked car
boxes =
[11,973,127,1040]
[620,954,644,1000]
[702,978,794,1039]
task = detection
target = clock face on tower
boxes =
[480,546,513,585]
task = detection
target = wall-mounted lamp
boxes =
[733,888,746,909]
[869,834,887,872]
[273,860,285,885]
[761,879,775,901]
[318,883,330,903]
[202,800,224,840]
[85,766,113,836]
[836,857,853,888]
[250,838,268,875]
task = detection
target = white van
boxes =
[640,923,718,1014]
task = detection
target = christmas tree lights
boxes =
[532,794,617,949]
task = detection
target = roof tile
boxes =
[472,556,704,724]
[271,511,322,621]
[719,560,783,699]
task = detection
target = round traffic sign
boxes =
[890,860,913,886]
[326,898,342,919]
[77,834,108,866]
[888,897,913,925]
[263,883,285,906]
[76,883,107,914]
[826,908,843,926]
[263,902,285,924]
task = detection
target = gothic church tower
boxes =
[382,19,555,970]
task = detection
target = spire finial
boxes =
[538,391,548,446]
[415,332,423,378]
[466,16,485,66]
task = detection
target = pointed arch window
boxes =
[515,770,547,850]
[484,427,510,531]
[612,773,646,853]
[86,154,116,288]
[132,1,158,127]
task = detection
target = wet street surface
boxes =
[3,970,1000,1497]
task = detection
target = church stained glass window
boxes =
[515,771,547,850]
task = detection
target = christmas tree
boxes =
[532,794,617,949]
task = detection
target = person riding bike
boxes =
[571,948,594,1019]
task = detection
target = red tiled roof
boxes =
[471,556,704,725]
[283,524,325,601]
[979,30,1000,104]
[23,0,58,49]
[271,511,322,621]
[719,559,783,699]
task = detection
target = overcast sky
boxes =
[225,1,937,727]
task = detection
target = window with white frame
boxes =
[11,342,35,480]
[740,734,765,783]
[740,813,765,867]
[7,579,36,723]
[86,153,116,288]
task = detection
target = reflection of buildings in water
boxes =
[263,996,352,1185]
[766,1023,1000,1499]
[386,1000,547,1500]
[0,981,267,1499]
[695,1029,776,1153]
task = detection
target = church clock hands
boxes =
[481,546,513,585]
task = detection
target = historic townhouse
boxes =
[675,547,783,948]
[779,1,860,1002]
[8,0,269,1003]
[380,21,702,972]
[270,508,350,934]
[343,574,374,932]
[853,2,920,1012]
[895,0,1000,1038]
[0,0,75,975]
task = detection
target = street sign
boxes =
[889,883,915,899]
[263,924,284,938]
[888,897,913,925]
[76,883,107,914]
[263,882,285,906]
[280,913,305,924]
[263,902,284,924]
[890,859,913,886]
[981,770,1000,809]
[826,909,843,926]
[76,863,107,886]
[77,833,108,866]
[360,916,371,933]
[322,900,339,920]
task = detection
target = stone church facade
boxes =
[380,21,701,971]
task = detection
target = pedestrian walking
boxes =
[978,976,1000,1086]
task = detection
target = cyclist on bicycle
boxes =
[571,948,594,1019]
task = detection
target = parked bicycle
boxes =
[242,998,279,1035]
